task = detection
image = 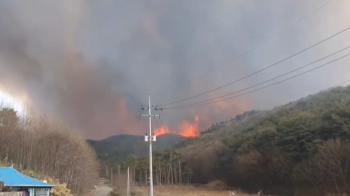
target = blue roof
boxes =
[0,166,54,187]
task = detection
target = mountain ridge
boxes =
[87,133,186,163]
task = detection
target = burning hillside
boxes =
[154,116,200,137]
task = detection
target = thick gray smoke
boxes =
[0,0,349,139]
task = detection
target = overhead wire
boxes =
[164,51,350,109]
[161,23,350,106]
[163,45,350,108]
[332,79,350,87]
[151,0,335,97]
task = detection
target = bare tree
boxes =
[0,107,99,195]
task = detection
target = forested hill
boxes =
[88,110,262,165]
[117,85,350,195]
[87,133,185,164]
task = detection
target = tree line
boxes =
[107,150,194,187]
[0,106,99,195]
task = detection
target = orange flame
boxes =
[154,126,170,136]
[153,116,200,137]
[178,116,200,137]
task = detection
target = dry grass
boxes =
[135,185,252,196]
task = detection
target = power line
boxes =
[324,78,350,90]
[164,45,350,108]
[164,51,350,109]
[332,79,350,87]
[150,0,335,97]
[161,24,350,106]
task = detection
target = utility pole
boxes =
[141,96,162,196]
[117,165,120,176]
[110,168,113,186]
[127,167,130,196]
[105,165,108,180]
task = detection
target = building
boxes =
[0,165,54,196]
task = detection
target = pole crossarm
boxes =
[141,114,160,118]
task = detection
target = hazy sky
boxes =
[0,0,350,139]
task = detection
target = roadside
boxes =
[93,181,113,196]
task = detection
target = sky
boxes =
[0,91,26,114]
[0,0,350,139]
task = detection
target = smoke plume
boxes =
[0,0,349,139]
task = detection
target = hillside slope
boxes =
[115,85,350,195]
[179,85,350,194]
[88,133,185,163]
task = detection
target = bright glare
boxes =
[0,90,25,114]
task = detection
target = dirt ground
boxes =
[135,186,252,196]
[93,181,113,196]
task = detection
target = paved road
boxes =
[94,182,113,196]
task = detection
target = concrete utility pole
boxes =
[127,167,130,196]
[141,96,162,196]
[110,168,113,186]
[105,165,108,179]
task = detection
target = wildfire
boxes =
[153,126,170,136]
[153,116,200,137]
[178,116,200,137]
